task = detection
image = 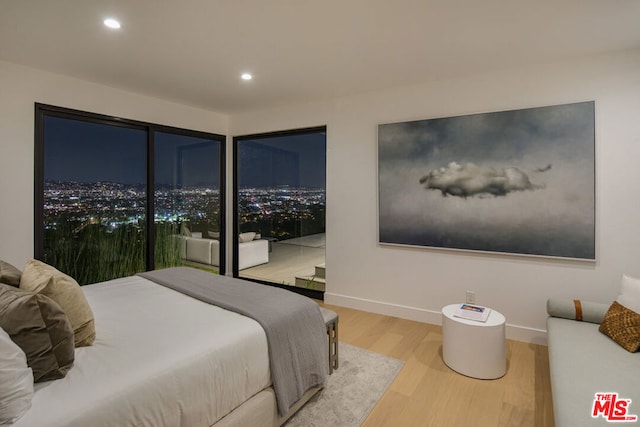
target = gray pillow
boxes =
[546,298,609,324]
[0,283,75,382]
[0,260,22,287]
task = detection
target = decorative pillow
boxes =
[0,284,75,382]
[181,223,192,237]
[0,260,22,287]
[0,325,34,424]
[20,259,95,347]
[617,274,640,314]
[239,232,257,243]
[546,298,608,324]
[599,301,640,352]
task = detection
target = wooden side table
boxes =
[441,304,506,379]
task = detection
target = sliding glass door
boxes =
[234,127,326,296]
[35,104,225,285]
[154,132,224,271]
[40,115,147,284]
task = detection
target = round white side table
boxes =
[441,304,506,379]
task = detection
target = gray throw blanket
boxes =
[138,267,328,416]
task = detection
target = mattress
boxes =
[14,275,271,427]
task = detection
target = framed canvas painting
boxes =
[377,101,595,260]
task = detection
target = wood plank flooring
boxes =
[318,302,555,427]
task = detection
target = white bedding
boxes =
[14,275,271,427]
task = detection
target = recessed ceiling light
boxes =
[104,18,121,29]
[241,73,253,81]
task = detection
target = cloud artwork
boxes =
[419,162,542,198]
[535,164,552,173]
[378,101,595,260]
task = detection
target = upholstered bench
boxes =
[319,307,339,374]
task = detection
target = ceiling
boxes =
[1,0,639,115]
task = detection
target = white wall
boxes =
[230,49,640,343]
[0,60,229,270]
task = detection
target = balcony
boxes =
[240,233,325,291]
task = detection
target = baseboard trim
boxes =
[324,293,547,345]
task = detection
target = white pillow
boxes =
[239,232,257,243]
[617,274,640,313]
[0,326,34,425]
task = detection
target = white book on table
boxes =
[453,304,491,322]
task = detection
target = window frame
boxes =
[232,125,326,299]
[34,103,226,277]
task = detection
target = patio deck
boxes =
[239,233,325,290]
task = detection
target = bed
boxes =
[8,267,328,427]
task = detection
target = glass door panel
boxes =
[154,132,223,273]
[42,116,147,285]
[235,129,326,292]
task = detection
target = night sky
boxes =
[155,132,220,187]
[44,116,147,184]
[44,116,326,189]
[237,132,326,189]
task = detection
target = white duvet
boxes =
[14,275,271,427]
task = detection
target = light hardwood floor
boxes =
[318,302,555,427]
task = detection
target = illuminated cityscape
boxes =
[238,186,325,240]
[43,181,325,239]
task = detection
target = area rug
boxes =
[285,343,404,426]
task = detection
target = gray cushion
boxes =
[547,317,640,427]
[546,298,608,324]
[0,283,75,382]
[0,260,22,287]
